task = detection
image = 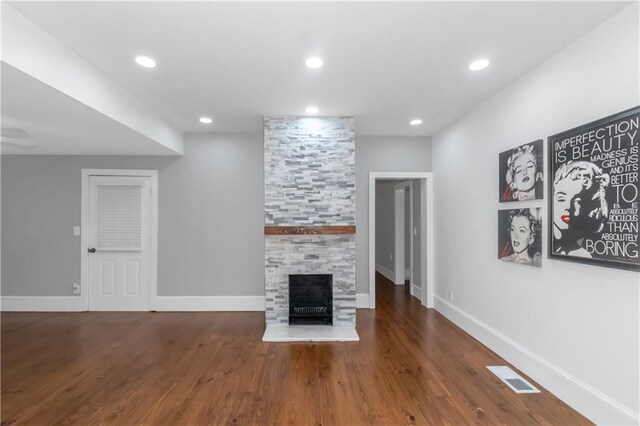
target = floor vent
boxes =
[487,366,540,394]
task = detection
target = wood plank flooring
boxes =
[1,274,589,425]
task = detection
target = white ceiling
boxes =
[6,1,631,138]
[1,63,178,155]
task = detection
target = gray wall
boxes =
[432,5,638,421]
[2,132,264,297]
[356,136,432,293]
[2,132,431,297]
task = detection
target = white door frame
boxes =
[80,169,159,311]
[393,181,413,286]
[369,172,434,309]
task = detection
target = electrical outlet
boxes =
[73,282,80,295]
[449,290,454,302]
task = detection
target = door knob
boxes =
[88,248,96,253]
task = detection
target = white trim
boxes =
[421,177,434,309]
[1,296,86,312]
[149,174,159,311]
[411,284,422,300]
[356,293,370,308]
[369,174,375,307]
[434,295,639,425]
[81,169,159,311]
[369,172,434,309]
[406,182,416,286]
[81,171,90,308]
[155,296,265,311]
[81,168,161,177]
[375,263,394,282]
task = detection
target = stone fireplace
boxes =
[263,116,357,341]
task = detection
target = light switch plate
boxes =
[73,226,80,236]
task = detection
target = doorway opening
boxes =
[369,172,434,309]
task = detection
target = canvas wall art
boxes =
[548,106,639,271]
[498,208,542,267]
[499,139,544,202]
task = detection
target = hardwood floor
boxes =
[1,274,589,425]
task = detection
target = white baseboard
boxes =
[411,284,421,300]
[155,296,265,311]
[375,263,394,282]
[1,296,86,312]
[433,295,638,425]
[356,293,370,308]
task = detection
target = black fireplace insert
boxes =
[289,274,333,325]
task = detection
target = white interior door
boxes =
[394,186,405,285]
[88,175,151,311]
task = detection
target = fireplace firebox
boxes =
[289,274,333,325]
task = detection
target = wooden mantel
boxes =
[264,225,356,235]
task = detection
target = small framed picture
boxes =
[498,208,542,268]
[499,140,544,202]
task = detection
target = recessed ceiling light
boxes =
[305,106,319,114]
[135,55,156,68]
[199,117,213,124]
[410,119,423,126]
[469,58,490,71]
[305,57,324,69]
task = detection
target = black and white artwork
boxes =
[549,106,640,271]
[498,208,542,267]
[499,140,544,202]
